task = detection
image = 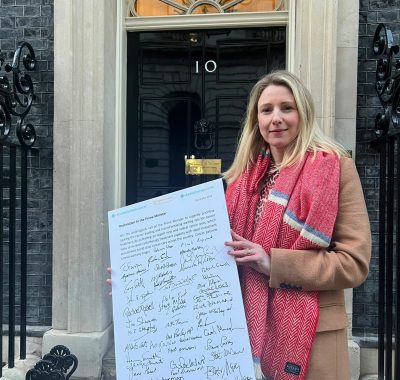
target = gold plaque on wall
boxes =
[185,159,222,175]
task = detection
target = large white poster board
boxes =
[108,179,255,380]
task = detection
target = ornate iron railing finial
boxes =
[0,42,37,148]
[25,345,78,380]
[373,23,400,138]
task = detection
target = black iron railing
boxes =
[25,345,78,380]
[372,23,400,380]
[0,42,37,376]
[371,134,400,380]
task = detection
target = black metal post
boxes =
[386,137,395,379]
[8,146,16,369]
[396,135,400,380]
[20,148,27,359]
[0,145,3,378]
[378,141,387,380]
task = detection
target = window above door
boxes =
[128,0,287,17]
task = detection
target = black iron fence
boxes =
[372,23,400,380]
[372,134,400,380]
[25,345,78,380]
[0,42,37,376]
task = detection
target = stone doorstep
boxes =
[0,328,50,380]
[42,327,114,379]
[0,354,41,380]
[101,343,116,380]
[348,339,360,380]
[0,334,45,380]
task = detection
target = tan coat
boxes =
[268,157,371,380]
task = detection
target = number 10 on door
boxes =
[195,60,217,73]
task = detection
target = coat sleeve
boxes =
[268,157,371,291]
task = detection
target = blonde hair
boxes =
[223,70,349,184]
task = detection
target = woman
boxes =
[224,70,371,380]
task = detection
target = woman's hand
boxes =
[106,267,112,296]
[225,230,271,276]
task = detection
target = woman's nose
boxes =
[271,108,283,123]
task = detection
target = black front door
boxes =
[126,27,286,205]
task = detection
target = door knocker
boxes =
[194,118,213,152]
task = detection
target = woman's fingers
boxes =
[226,247,253,259]
[225,236,258,256]
[106,268,112,285]
[228,247,255,257]
[106,268,112,296]
[226,234,271,276]
[231,229,248,242]
[225,241,250,250]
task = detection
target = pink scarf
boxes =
[225,149,340,380]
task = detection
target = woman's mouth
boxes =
[269,129,288,133]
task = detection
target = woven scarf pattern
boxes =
[226,150,340,380]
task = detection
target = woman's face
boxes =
[257,84,300,162]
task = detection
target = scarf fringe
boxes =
[253,357,264,380]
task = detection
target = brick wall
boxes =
[354,0,400,337]
[0,0,53,326]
